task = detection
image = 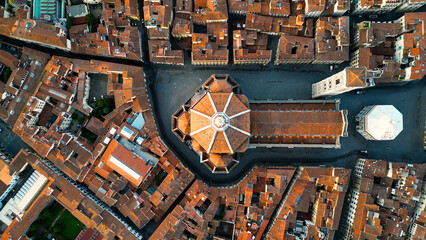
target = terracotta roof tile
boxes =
[233,30,272,64]
[209,80,233,92]
[177,112,191,134]
[228,0,261,14]
[314,17,349,63]
[357,21,402,47]
[268,167,350,239]
[210,92,231,112]
[100,139,152,186]
[192,0,228,23]
[176,0,192,13]
[0,50,19,70]
[230,110,250,134]
[251,111,344,136]
[276,35,315,63]
[225,94,250,117]
[209,153,233,167]
[148,40,184,65]
[346,68,367,87]
[188,84,251,156]
[0,18,17,36]
[191,125,216,151]
[192,93,216,116]
[11,20,69,50]
[210,131,231,153]
[269,0,290,16]
[144,5,172,39]
[226,127,249,151]
[172,17,193,38]
[191,33,229,64]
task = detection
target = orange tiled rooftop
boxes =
[149,167,296,239]
[144,4,173,39]
[192,0,228,24]
[11,19,69,50]
[228,0,290,16]
[344,159,426,240]
[191,33,229,65]
[148,40,184,65]
[233,30,272,64]
[172,17,193,38]
[275,35,315,64]
[245,13,314,37]
[268,167,351,239]
[314,16,349,63]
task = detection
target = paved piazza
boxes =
[151,66,426,185]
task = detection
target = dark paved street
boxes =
[151,67,426,186]
[0,120,29,157]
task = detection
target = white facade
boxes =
[350,49,361,68]
[353,0,401,14]
[83,0,101,3]
[32,98,46,112]
[393,15,423,81]
[397,0,426,11]
[394,34,405,64]
[0,171,48,226]
[312,67,376,98]
[333,3,348,16]
[26,97,46,127]
[305,10,322,18]
[409,179,426,240]
[356,105,403,140]
[58,112,72,131]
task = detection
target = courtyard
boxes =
[88,73,108,102]
[26,201,85,240]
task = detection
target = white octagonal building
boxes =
[356,105,403,140]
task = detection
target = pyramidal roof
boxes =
[346,67,367,87]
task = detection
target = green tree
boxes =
[66,15,73,29]
[85,13,95,24]
[78,116,85,124]
[85,13,98,32]
[29,220,42,232]
[39,210,53,220]
[52,221,65,233]
[102,107,111,114]
[2,67,12,82]
[96,99,105,108]
[6,5,13,13]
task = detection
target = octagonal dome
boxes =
[190,92,250,154]
[364,105,403,140]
